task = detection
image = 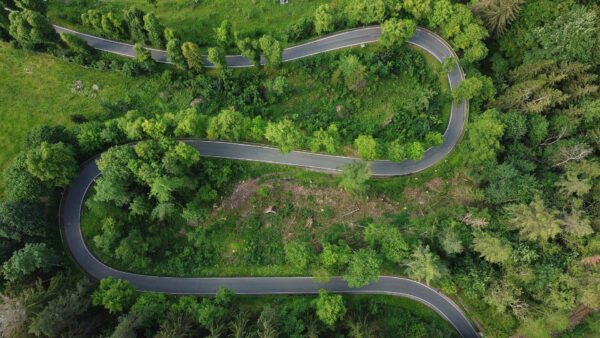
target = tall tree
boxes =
[143,12,165,48]
[403,245,441,285]
[8,9,59,50]
[471,0,524,37]
[215,20,233,48]
[343,248,381,288]
[472,231,512,265]
[264,119,303,153]
[206,108,247,141]
[2,243,61,281]
[207,47,227,69]
[505,196,563,243]
[313,289,346,328]
[314,4,334,35]
[354,135,378,161]
[461,109,504,166]
[181,41,204,72]
[0,200,47,241]
[402,0,431,20]
[339,161,371,195]
[92,277,137,314]
[25,142,78,187]
[258,35,282,68]
[124,7,147,43]
[166,38,185,68]
[14,0,46,14]
[379,18,417,48]
[236,37,261,67]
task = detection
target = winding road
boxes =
[57,25,477,337]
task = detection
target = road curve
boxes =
[58,26,477,337]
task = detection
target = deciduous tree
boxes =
[403,245,441,285]
[379,18,416,48]
[472,231,512,264]
[259,35,282,68]
[314,4,334,35]
[264,119,303,153]
[339,161,371,195]
[354,135,378,161]
[181,41,204,72]
[25,141,78,187]
[143,12,165,48]
[313,289,346,327]
[207,47,227,69]
[92,277,137,314]
[2,243,61,281]
[343,248,381,288]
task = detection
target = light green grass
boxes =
[48,0,339,47]
[0,43,195,194]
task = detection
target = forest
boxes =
[0,0,599,337]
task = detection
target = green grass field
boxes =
[48,0,338,46]
[0,43,194,194]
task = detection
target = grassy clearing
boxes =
[48,0,336,47]
[0,43,196,194]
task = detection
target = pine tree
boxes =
[471,0,524,37]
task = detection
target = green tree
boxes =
[471,0,524,37]
[405,141,425,160]
[264,119,304,153]
[339,161,371,195]
[15,0,46,14]
[379,18,417,48]
[92,277,137,314]
[387,140,406,162]
[354,135,378,160]
[336,54,367,91]
[124,7,147,43]
[60,32,94,56]
[215,20,233,48]
[28,280,91,337]
[314,4,334,35]
[505,196,564,243]
[0,200,47,241]
[181,41,204,72]
[472,231,512,264]
[309,124,340,153]
[320,241,352,272]
[313,289,346,327]
[206,108,247,141]
[452,77,483,104]
[345,0,386,25]
[236,37,261,67]
[81,9,102,30]
[207,47,227,69]
[526,7,597,63]
[166,38,185,68]
[440,228,463,255]
[2,243,60,281]
[143,12,165,48]
[3,152,47,200]
[364,223,409,263]
[0,7,10,41]
[101,12,126,39]
[133,43,152,63]
[403,245,441,285]
[402,0,431,20]
[461,109,504,166]
[343,248,381,288]
[284,241,315,271]
[8,9,59,50]
[259,35,282,68]
[25,142,78,187]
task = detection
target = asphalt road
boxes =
[57,25,477,337]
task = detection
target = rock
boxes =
[92,84,99,91]
[190,97,205,107]
[264,205,276,214]
[336,105,348,118]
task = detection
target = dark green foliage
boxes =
[25,141,78,187]
[124,7,147,43]
[143,12,165,48]
[3,152,48,200]
[343,248,382,288]
[14,0,46,14]
[8,9,59,50]
[28,280,92,337]
[0,200,47,241]
[60,32,95,56]
[92,277,137,314]
[2,243,61,281]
